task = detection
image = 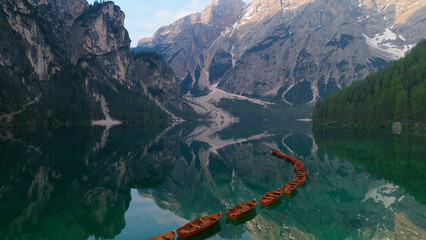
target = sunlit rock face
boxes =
[68,2,132,86]
[139,0,426,105]
[138,0,246,92]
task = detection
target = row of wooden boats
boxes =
[148,200,257,239]
[272,149,309,192]
[148,149,308,239]
[257,149,309,205]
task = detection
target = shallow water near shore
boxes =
[1,121,425,239]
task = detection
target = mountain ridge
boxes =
[139,0,426,105]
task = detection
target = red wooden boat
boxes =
[281,181,298,194]
[147,230,176,240]
[290,157,299,163]
[294,161,304,171]
[260,189,282,205]
[226,199,257,220]
[297,167,309,176]
[271,149,296,163]
[177,212,221,238]
[271,149,285,159]
[294,173,307,185]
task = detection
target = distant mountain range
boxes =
[138,0,426,105]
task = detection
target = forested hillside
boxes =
[313,40,426,128]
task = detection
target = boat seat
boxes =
[190,223,201,228]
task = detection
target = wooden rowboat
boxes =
[260,189,282,206]
[294,161,304,171]
[226,199,257,220]
[177,212,221,238]
[297,167,309,176]
[271,150,292,161]
[281,181,298,194]
[147,230,176,240]
[271,149,301,164]
[271,149,285,160]
[294,173,307,185]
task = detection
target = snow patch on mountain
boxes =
[363,28,415,59]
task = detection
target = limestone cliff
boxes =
[69,2,131,85]
[139,0,246,95]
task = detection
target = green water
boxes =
[0,122,425,239]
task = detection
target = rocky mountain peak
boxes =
[138,0,245,47]
[362,0,426,24]
[201,0,246,26]
[239,0,282,24]
[281,0,317,12]
[70,2,130,59]
[68,2,132,85]
[27,0,88,27]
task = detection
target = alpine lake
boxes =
[1,117,425,240]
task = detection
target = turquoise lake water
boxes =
[1,121,425,239]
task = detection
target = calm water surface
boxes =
[1,121,425,239]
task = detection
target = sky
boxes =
[87,0,251,47]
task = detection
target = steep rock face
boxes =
[0,0,184,125]
[69,2,132,85]
[0,0,88,116]
[131,53,183,112]
[140,0,426,105]
[69,3,183,119]
[0,0,88,81]
[138,0,245,94]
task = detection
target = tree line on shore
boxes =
[313,40,426,128]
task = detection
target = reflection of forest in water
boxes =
[0,120,425,239]
[314,128,426,205]
[0,125,179,240]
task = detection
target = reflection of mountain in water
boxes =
[0,125,180,240]
[139,122,426,239]
[1,121,425,239]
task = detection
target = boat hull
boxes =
[260,189,282,206]
[177,212,221,238]
[294,173,307,185]
[281,181,298,194]
[226,199,257,220]
[297,167,309,176]
[271,149,299,164]
[147,230,176,240]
